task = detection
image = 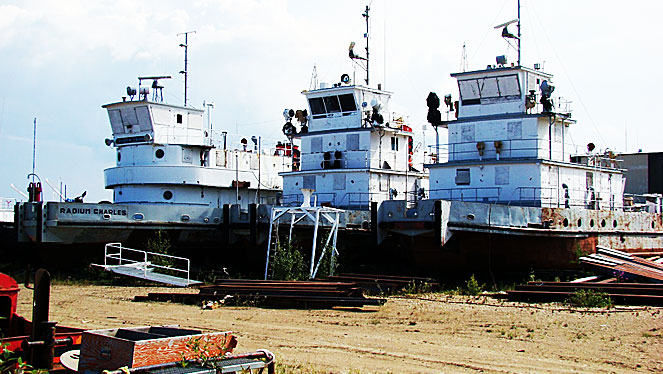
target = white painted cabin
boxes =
[103,89,291,209]
[280,84,428,209]
[427,65,625,209]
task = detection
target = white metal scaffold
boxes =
[264,189,344,280]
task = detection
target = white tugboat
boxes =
[103,76,288,210]
[377,3,663,272]
[279,6,428,209]
[16,41,292,246]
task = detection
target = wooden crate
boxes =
[78,325,236,374]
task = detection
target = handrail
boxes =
[103,242,192,285]
[428,187,501,203]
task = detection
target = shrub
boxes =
[272,240,308,281]
[565,289,613,308]
[461,274,484,296]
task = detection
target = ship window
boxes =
[339,94,357,111]
[155,149,165,159]
[479,77,500,98]
[455,169,470,185]
[163,190,173,200]
[309,98,325,115]
[117,151,121,162]
[310,137,322,153]
[390,137,399,151]
[347,134,360,151]
[458,74,521,105]
[333,174,346,190]
[176,114,183,124]
[323,96,341,113]
[458,80,480,100]
[303,175,316,190]
[497,75,521,97]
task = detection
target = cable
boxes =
[527,5,606,145]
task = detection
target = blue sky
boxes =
[1,0,661,202]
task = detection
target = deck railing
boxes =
[103,242,192,284]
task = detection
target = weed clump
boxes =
[460,274,484,296]
[272,241,308,281]
[565,289,613,308]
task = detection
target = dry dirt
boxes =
[15,284,663,373]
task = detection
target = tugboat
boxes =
[378,2,663,273]
[279,6,428,209]
[15,41,293,249]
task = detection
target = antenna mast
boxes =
[363,5,370,86]
[178,30,196,107]
[32,118,36,185]
[517,0,521,66]
[309,64,319,90]
[460,43,468,72]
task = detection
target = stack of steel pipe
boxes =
[507,281,663,306]
[135,279,386,309]
[578,246,663,282]
[321,273,439,295]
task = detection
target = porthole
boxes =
[351,180,355,184]
[590,219,595,227]
[577,218,582,227]
[163,190,173,200]
[117,152,121,162]
[563,218,569,227]
[613,220,618,228]
[238,195,242,200]
[155,149,165,159]
[601,219,606,228]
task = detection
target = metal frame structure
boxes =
[264,205,344,280]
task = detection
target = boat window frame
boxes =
[308,93,359,119]
[458,74,522,105]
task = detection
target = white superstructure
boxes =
[427,64,625,209]
[280,83,428,209]
[103,77,292,209]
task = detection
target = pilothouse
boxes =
[279,6,428,209]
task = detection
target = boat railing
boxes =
[428,187,502,203]
[507,187,661,212]
[103,242,192,284]
[623,193,663,213]
[427,138,601,165]
[280,192,336,207]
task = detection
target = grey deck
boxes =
[102,263,202,287]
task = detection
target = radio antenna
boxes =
[178,30,196,106]
[363,5,370,86]
[31,117,36,185]
[517,0,521,66]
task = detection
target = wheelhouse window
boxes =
[309,94,357,118]
[455,169,470,185]
[338,94,357,112]
[458,74,521,105]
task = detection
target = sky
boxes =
[1,0,661,203]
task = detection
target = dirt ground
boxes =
[15,284,663,373]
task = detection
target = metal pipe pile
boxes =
[507,246,663,306]
[134,279,386,309]
[507,281,663,306]
[321,273,439,295]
